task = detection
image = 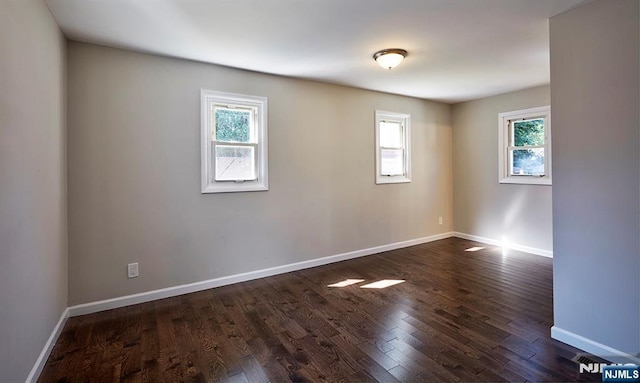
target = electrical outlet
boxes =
[438,216,443,225]
[127,263,139,278]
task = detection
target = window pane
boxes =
[380,121,402,148]
[510,148,544,175]
[214,107,251,143]
[215,145,255,181]
[513,118,544,146]
[381,149,404,175]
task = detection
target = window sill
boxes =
[202,181,268,193]
[376,176,412,185]
[499,176,551,186]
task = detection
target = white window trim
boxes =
[201,89,268,193]
[375,110,411,184]
[498,105,551,185]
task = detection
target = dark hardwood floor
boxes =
[39,238,601,382]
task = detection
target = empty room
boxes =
[1,0,639,382]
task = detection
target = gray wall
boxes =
[67,42,453,305]
[551,0,639,357]
[0,0,67,381]
[452,86,552,252]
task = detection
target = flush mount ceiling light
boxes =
[373,48,408,70]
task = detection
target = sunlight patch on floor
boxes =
[327,279,365,287]
[465,246,485,252]
[360,280,405,289]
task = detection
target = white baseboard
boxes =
[551,326,640,364]
[25,308,69,383]
[452,231,553,258]
[68,231,454,317]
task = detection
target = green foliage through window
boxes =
[215,108,251,142]
[513,119,544,146]
[511,119,545,175]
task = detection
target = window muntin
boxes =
[201,90,268,193]
[498,106,551,185]
[375,110,411,184]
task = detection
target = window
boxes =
[201,90,268,193]
[498,106,551,185]
[375,110,411,184]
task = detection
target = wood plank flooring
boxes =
[39,238,602,382]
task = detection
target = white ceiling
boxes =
[44,0,590,103]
